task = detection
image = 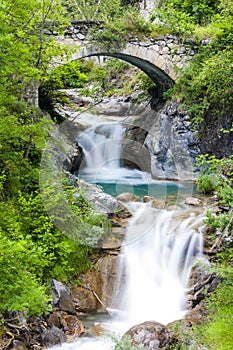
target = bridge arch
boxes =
[74,52,174,97]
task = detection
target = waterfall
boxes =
[77,123,124,181]
[50,122,205,349]
[113,204,204,328]
[77,122,154,185]
[50,205,204,350]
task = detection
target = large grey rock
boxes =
[41,326,67,347]
[50,280,76,313]
[125,321,178,350]
[118,100,200,181]
[187,262,218,309]
[78,179,130,216]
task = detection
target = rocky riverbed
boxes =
[1,185,229,350]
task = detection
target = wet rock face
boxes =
[125,321,178,350]
[71,254,124,312]
[187,263,219,310]
[71,268,103,313]
[96,255,124,309]
[145,101,200,181]
[198,111,233,158]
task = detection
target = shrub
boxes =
[197,174,215,194]
[194,267,233,350]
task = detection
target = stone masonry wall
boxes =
[57,21,198,81]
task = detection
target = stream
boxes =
[49,122,205,349]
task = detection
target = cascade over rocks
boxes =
[53,90,200,181]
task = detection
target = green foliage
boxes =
[0,0,113,317]
[0,233,51,316]
[194,267,233,350]
[197,154,233,180]
[205,209,233,234]
[155,0,220,32]
[90,8,150,50]
[171,49,233,126]
[64,0,123,22]
[197,154,233,235]
[0,177,112,314]
[0,189,94,279]
[197,174,215,194]
[43,61,89,90]
[160,0,233,128]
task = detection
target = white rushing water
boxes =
[115,204,204,327]
[77,123,155,185]
[50,123,205,349]
[50,204,204,350]
[78,123,124,171]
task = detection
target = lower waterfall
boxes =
[50,205,204,350]
[114,204,204,327]
[50,122,205,349]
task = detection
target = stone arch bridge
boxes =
[56,22,197,94]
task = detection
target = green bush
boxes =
[170,49,233,126]
[194,267,233,350]
[197,155,233,233]
[0,175,112,315]
[0,233,51,316]
[42,61,89,91]
[197,174,215,194]
[155,0,220,28]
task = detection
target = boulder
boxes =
[185,197,203,207]
[41,326,67,347]
[151,199,167,210]
[71,286,100,313]
[185,300,208,325]
[71,254,123,312]
[143,196,167,209]
[50,279,76,314]
[143,195,154,203]
[47,311,62,328]
[125,321,178,350]
[60,314,85,339]
[187,263,218,309]
[116,192,140,202]
[71,267,103,313]
[96,255,124,309]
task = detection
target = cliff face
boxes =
[198,111,233,158]
[122,100,200,181]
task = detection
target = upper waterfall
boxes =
[77,122,155,186]
[78,123,124,171]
